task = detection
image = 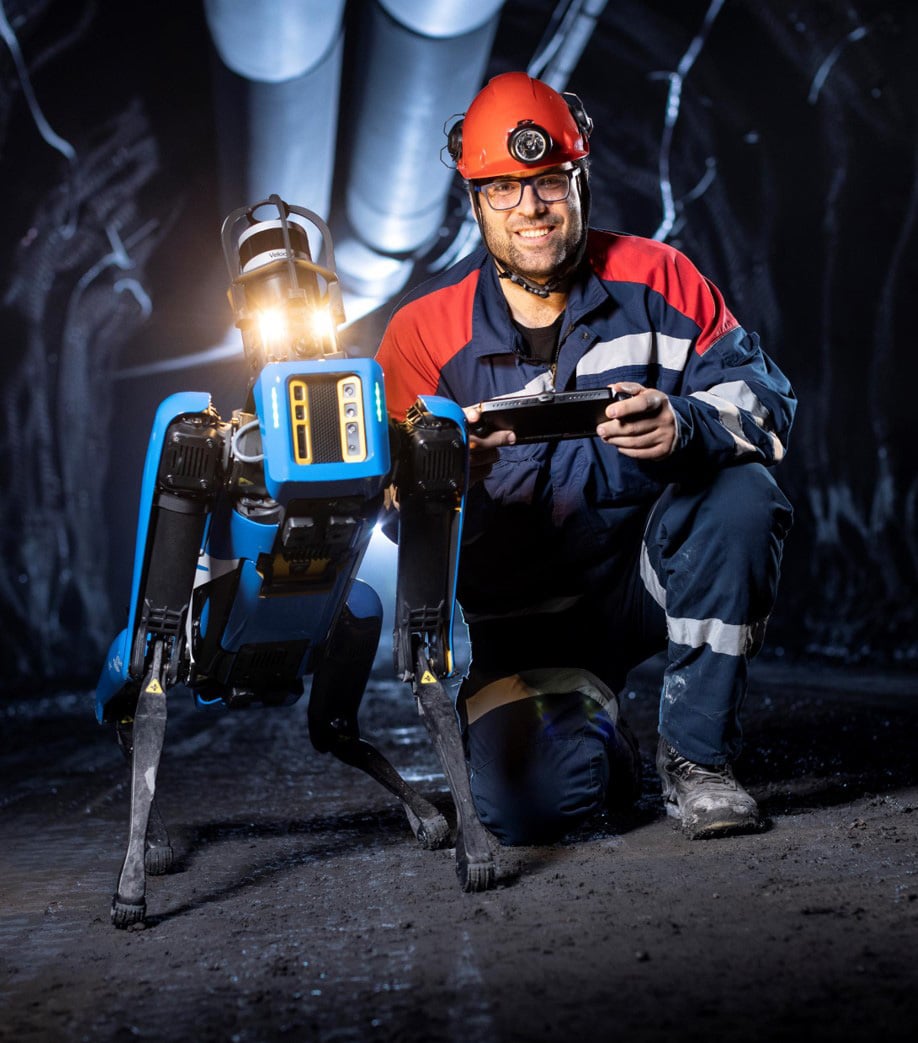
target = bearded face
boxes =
[473,167,585,286]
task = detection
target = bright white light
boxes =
[357,524,398,667]
[256,307,288,347]
[310,306,337,347]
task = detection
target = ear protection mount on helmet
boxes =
[561,91,593,144]
[444,115,464,169]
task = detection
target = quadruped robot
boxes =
[96,195,495,927]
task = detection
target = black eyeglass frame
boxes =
[470,166,580,212]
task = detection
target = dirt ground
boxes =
[1,655,916,1043]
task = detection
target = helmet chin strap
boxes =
[497,266,553,298]
[495,239,587,297]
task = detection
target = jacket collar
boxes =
[466,233,611,360]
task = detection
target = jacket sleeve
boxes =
[375,308,444,422]
[665,324,796,469]
[652,248,796,469]
[375,262,481,421]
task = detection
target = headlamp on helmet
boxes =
[507,121,553,165]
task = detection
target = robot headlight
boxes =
[236,219,336,363]
[248,302,338,362]
[508,122,553,165]
[309,306,337,345]
[222,195,347,370]
[255,306,290,350]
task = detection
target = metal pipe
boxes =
[205,0,346,254]
[340,0,504,266]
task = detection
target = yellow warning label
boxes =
[420,670,437,685]
[145,679,164,694]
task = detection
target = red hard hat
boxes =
[450,72,591,181]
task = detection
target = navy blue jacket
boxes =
[376,230,796,616]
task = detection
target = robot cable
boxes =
[231,419,264,463]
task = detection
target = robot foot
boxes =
[144,842,174,875]
[318,731,453,848]
[403,804,451,850]
[111,895,146,929]
[456,839,497,893]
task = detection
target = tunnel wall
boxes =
[0,0,914,689]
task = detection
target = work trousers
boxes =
[460,462,793,844]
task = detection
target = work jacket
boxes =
[376,229,796,616]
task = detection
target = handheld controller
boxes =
[470,388,632,442]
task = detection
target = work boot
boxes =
[656,738,761,839]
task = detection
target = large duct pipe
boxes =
[204,0,346,258]
[336,0,504,299]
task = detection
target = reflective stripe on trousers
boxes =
[638,462,792,763]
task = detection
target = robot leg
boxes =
[308,581,450,849]
[393,396,496,889]
[414,668,496,891]
[115,720,173,876]
[111,640,169,928]
[107,402,223,926]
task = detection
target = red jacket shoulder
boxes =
[587,230,738,353]
[376,268,480,419]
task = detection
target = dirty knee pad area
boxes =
[465,690,619,844]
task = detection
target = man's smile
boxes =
[514,226,555,240]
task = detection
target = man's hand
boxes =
[464,404,516,485]
[597,382,677,459]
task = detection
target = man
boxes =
[376,72,795,846]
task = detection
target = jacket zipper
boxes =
[549,325,570,388]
